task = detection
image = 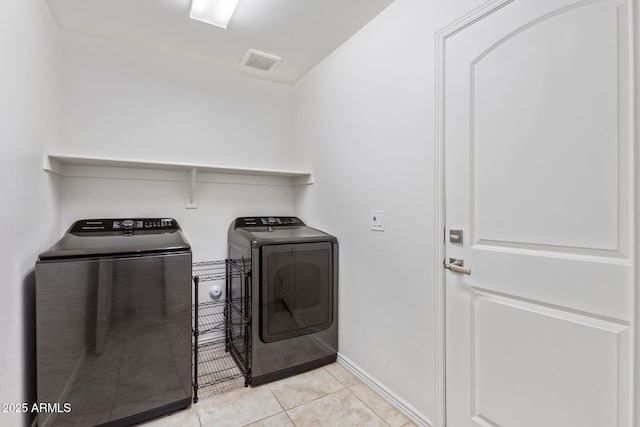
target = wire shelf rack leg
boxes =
[193,275,199,403]
[244,271,251,387]
[225,259,230,353]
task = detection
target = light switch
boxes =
[371,210,384,231]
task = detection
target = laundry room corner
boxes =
[292,0,490,424]
[56,30,300,295]
[0,1,63,426]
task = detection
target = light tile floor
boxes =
[140,363,418,427]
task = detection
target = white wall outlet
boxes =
[371,210,384,231]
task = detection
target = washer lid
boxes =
[39,218,191,260]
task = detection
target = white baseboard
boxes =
[337,353,433,427]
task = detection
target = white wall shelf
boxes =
[44,153,313,209]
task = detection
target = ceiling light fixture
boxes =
[189,0,240,29]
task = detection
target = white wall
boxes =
[293,0,485,423]
[59,172,295,301]
[58,32,298,301]
[61,32,296,170]
[0,1,62,426]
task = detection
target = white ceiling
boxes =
[45,0,396,85]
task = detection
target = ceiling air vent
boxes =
[241,49,282,72]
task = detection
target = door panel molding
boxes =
[469,284,631,326]
[470,290,629,426]
[469,0,610,67]
[467,0,629,254]
[469,414,499,427]
[473,239,628,258]
[434,0,637,426]
[467,0,625,256]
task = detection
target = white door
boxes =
[443,0,634,426]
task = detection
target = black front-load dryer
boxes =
[228,216,338,385]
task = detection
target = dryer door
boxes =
[260,242,333,343]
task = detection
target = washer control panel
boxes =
[235,217,304,228]
[70,218,178,233]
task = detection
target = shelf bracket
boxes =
[186,168,198,209]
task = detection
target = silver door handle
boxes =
[444,258,471,275]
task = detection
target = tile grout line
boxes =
[191,367,404,427]
[326,364,399,426]
[269,367,347,413]
[192,393,208,427]
[323,365,397,426]
[337,357,427,426]
[345,384,392,427]
[284,387,346,413]
[237,386,288,427]
[233,365,401,427]
[322,365,355,388]
[283,410,297,427]
[267,385,287,412]
[239,411,286,427]
[237,373,345,427]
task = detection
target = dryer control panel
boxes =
[234,217,304,228]
[70,218,179,233]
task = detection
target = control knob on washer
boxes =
[122,219,135,229]
[267,217,276,224]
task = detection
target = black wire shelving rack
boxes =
[192,259,251,403]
